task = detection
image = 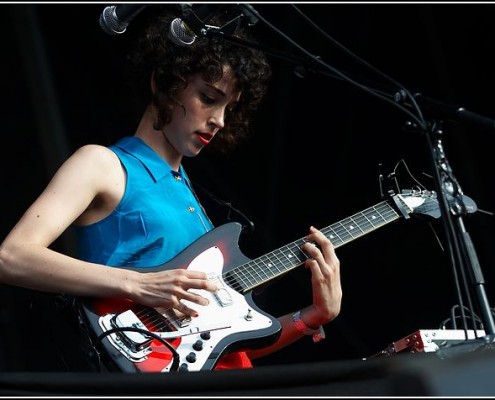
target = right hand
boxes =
[133,269,218,317]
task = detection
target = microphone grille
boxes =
[100,6,128,35]
[168,18,196,46]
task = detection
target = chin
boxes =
[185,147,203,158]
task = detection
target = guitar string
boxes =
[223,201,400,292]
[133,305,183,332]
[224,202,397,291]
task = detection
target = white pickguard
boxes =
[162,245,273,372]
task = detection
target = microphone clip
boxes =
[178,3,259,38]
[179,4,209,37]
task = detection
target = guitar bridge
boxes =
[99,311,153,363]
[113,310,153,350]
[162,308,192,328]
[98,305,192,364]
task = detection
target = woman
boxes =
[0,5,342,372]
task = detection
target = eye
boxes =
[201,93,215,104]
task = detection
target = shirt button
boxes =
[188,206,195,212]
[174,175,182,181]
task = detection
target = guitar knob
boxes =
[200,331,211,340]
[186,352,197,363]
[179,363,189,372]
[193,340,203,351]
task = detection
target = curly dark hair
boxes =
[125,5,272,154]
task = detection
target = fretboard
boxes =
[224,199,401,293]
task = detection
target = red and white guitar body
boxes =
[80,223,281,373]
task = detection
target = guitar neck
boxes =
[321,199,401,248]
[225,198,402,293]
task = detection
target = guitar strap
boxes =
[190,180,255,235]
[190,181,268,296]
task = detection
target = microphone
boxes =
[99,4,147,35]
[167,3,217,47]
[167,3,260,47]
[168,17,197,46]
[395,90,495,132]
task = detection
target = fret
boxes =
[350,213,372,234]
[258,252,283,278]
[362,209,379,227]
[342,217,360,237]
[268,250,286,274]
[324,226,344,245]
[284,244,306,265]
[367,205,395,223]
[244,258,267,285]
[242,247,301,290]
[243,258,269,288]
[332,221,355,242]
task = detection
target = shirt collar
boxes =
[114,136,182,182]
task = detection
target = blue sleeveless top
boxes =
[74,136,214,268]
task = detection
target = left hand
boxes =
[299,226,342,328]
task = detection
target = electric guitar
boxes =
[77,189,440,373]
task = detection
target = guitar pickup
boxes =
[208,273,233,306]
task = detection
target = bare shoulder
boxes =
[56,144,126,224]
[71,144,119,167]
[50,143,123,191]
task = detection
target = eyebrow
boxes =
[205,83,226,98]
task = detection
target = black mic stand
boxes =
[405,114,495,347]
[394,88,495,343]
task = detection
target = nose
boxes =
[208,107,226,130]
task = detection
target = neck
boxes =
[135,105,182,171]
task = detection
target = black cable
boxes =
[289,4,426,129]
[95,326,181,372]
[440,304,484,333]
[244,5,427,131]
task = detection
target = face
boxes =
[161,69,241,160]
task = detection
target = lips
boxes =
[196,131,214,145]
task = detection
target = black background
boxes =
[1,2,495,372]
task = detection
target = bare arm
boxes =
[0,145,217,316]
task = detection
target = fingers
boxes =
[178,285,212,307]
[173,299,201,318]
[301,226,343,324]
[166,269,219,294]
[145,269,218,317]
[181,269,218,292]
[301,226,340,272]
[302,226,331,257]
